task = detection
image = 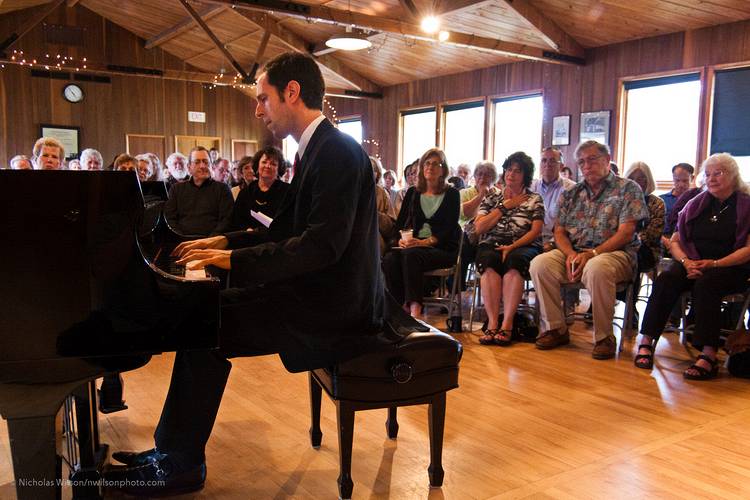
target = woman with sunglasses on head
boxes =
[382,148,461,319]
[636,153,750,379]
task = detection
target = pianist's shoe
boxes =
[111,447,159,466]
[104,450,206,497]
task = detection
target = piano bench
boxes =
[308,326,462,500]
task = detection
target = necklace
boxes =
[710,203,730,223]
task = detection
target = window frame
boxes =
[487,90,545,165]
[615,67,706,189]
[398,105,438,177]
[438,96,489,170]
[336,114,364,144]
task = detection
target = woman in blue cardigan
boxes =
[635,153,750,379]
[383,148,461,319]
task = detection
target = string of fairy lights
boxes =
[5,49,88,71]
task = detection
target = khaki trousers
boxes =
[529,249,633,342]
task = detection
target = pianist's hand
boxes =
[172,235,229,257]
[176,249,232,270]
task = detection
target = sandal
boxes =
[683,354,719,380]
[494,329,513,346]
[634,344,654,370]
[479,328,499,345]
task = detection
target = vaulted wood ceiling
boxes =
[3,0,750,92]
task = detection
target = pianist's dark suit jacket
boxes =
[223,119,385,372]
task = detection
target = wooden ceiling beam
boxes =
[229,9,382,92]
[248,28,271,83]
[499,0,584,57]
[434,0,496,17]
[398,0,421,19]
[0,57,247,86]
[177,0,251,82]
[204,0,585,66]
[144,5,226,50]
[0,0,66,55]
[67,0,81,7]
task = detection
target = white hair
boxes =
[79,148,103,170]
[9,154,31,169]
[166,152,187,168]
[702,152,750,195]
[135,153,158,181]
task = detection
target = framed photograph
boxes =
[579,111,610,145]
[552,115,570,146]
[40,124,80,159]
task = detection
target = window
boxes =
[621,74,701,184]
[442,101,485,173]
[400,107,436,169]
[337,118,362,144]
[492,94,543,171]
[711,67,750,183]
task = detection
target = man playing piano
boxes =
[105,52,385,496]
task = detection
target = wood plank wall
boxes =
[0,4,273,167]
[331,19,750,178]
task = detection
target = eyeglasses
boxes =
[576,154,604,167]
[423,160,443,168]
[705,170,726,179]
[540,158,560,166]
[504,166,524,174]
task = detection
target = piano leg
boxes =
[6,415,61,500]
[69,382,106,500]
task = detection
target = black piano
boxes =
[0,171,221,500]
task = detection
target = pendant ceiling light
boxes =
[325,26,372,51]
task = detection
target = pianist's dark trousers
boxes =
[154,287,295,466]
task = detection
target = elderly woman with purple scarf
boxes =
[635,153,750,379]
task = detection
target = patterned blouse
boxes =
[476,188,545,248]
[557,172,648,266]
[640,193,665,264]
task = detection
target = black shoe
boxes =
[111,447,159,466]
[104,453,206,497]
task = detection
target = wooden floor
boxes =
[3,300,750,499]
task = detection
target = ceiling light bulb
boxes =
[421,16,440,34]
[438,30,449,42]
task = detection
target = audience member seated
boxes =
[448,176,465,190]
[230,156,255,200]
[456,163,472,187]
[394,159,419,215]
[147,153,163,180]
[135,154,157,182]
[383,148,460,319]
[229,160,242,188]
[230,147,288,231]
[460,161,498,226]
[164,146,234,237]
[371,156,397,254]
[531,147,576,252]
[383,168,399,209]
[660,163,694,236]
[164,152,189,190]
[80,148,103,171]
[625,161,665,272]
[529,140,648,359]
[32,137,64,170]
[474,152,544,345]
[663,171,706,246]
[211,158,231,185]
[114,153,137,173]
[208,147,220,165]
[9,154,32,170]
[636,153,750,378]
[560,166,573,181]
[67,159,81,170]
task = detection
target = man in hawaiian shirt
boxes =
[529,140,648,359]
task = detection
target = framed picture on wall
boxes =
[552,115,570,146]
[40,124,80,159]
[579,111,610,145]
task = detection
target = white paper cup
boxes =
[400,229,413,242]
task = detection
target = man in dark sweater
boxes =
[163,147,233,236]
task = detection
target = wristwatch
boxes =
[591,248,599,257]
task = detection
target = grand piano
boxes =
[0,171,221,500]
